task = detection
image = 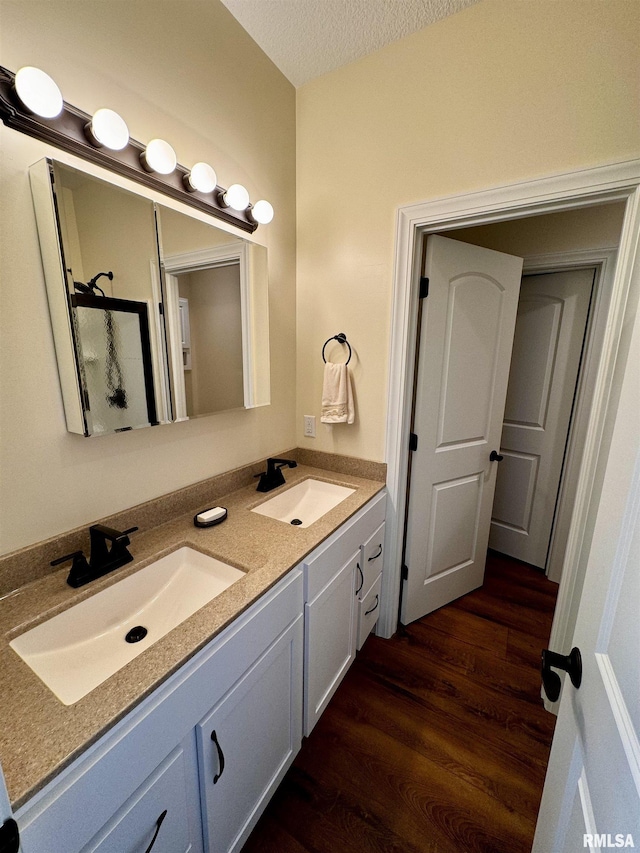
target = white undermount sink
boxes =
[251,478,355,528]
[9,547,244,706]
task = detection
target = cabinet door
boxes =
[80,735,202,853]
[304,550,359,736]
[360,521,385,598]
[196,616,303,853]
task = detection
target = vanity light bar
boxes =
[0,65,267,233]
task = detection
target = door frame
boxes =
[379,159,640,642]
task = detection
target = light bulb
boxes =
[14,66,63,118]
[86,108,129,150]
[223,184,250,211]
[141,138,177,175]
[251,200,274,225]
[185,162,217,193]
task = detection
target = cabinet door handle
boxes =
[365,595,379,616]
[143,809,167,853]
[368,544,382,562]
[211,729,225,784]
[356,562,364,594]
[0,818,19,853]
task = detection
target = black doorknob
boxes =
[490,450,504,462]
[541,647,582,702]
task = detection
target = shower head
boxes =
[71,270,113,298]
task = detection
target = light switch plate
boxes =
[303,415,316,437]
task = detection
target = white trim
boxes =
[148,258,171,424]
[165,274,189,421]
[379,159,640,639]
[596,652,640,799]
[162,242,248,274]
[578,768,600,851]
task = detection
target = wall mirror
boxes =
[30,158,270,436]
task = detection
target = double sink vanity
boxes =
[0,457,386,853]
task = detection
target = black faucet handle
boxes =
[89,524,138,558]
[51,549,88,568]
[51,550,93,588]
[90,524,138,543]
[268,458,297,471]
[114,527,138,545]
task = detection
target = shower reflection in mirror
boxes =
[71,291,158,433]
[30,159,168,435]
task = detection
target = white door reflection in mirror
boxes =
[158,206,270,419]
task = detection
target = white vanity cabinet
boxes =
[11,489,386,853]
[15,569,303,853]
[302,491,386,735]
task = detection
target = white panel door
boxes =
[490,268,594,568]
[402,235,523,624]
[533,287,640,853]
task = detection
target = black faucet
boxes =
[255,458,297,493]
[51,524,138,588]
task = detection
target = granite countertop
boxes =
[0,463,385,809]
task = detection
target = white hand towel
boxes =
[321,362,354,424]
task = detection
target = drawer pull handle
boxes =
[143,809,167,853]
[368,544,382,562]
[356,562,364,594]
[365,595,379,616]
[211,729,225,784]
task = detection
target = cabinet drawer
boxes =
[360,522,385,598]
[81,738,199,853]
[357,572,382,651]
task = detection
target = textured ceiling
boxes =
[219,0,481,87]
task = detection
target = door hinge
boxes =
[409,432,418,452]
[158,302,164,315]
[0,818,19,853]
[401,564,409,581]
[419,276,429,299]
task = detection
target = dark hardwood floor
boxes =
[243,551,558,853]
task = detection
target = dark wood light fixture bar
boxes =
[0,65,257,233]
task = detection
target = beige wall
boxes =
[449,203,626,257]
[0,0,296,554]
[295,0,640,461]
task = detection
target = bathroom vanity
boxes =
[0,463,385,853]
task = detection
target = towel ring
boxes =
[322,333,352,365]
